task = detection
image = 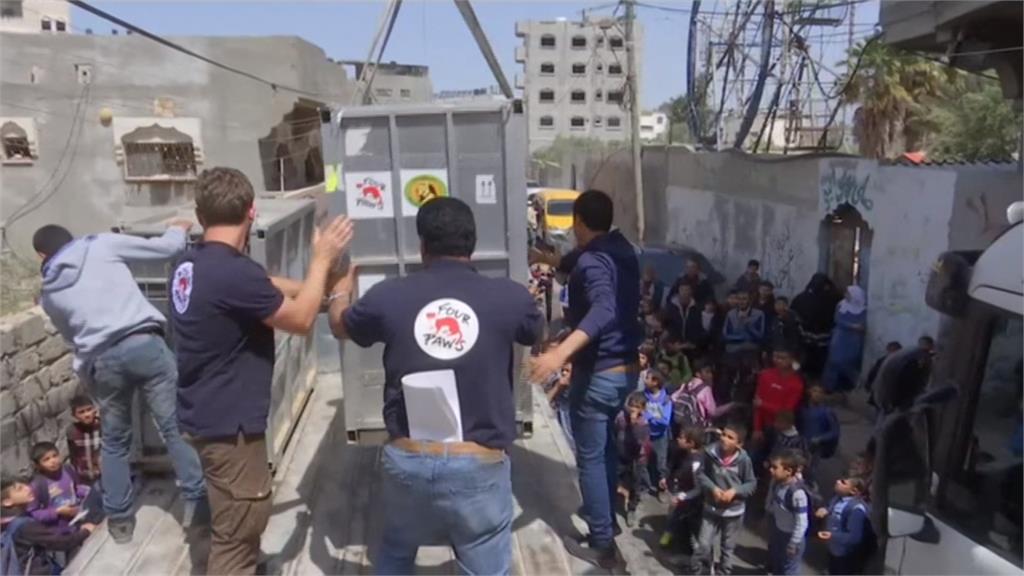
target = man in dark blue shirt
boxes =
[328,197,542,575]
[170,167,352,575]
[530,189,642,568]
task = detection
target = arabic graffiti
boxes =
[821,166,874,213]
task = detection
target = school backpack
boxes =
[672,382,709,429]
[783,481,814,537]
[1,517,61,576]
[840,497,878,558]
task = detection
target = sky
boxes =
[72,1,880,109]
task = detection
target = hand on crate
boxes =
[167,218,194,233]
[313,216,354,265]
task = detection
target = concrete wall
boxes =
[0,307,82,477]
[642,147,1021,366]
[0,33,354,254]
[516,19,642,152]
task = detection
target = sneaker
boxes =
[182,497,210,528]
[625,510,636,527]
[659,531,673,548]
[108,516,136,544]
[562,535,618,570]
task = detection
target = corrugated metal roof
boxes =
[888,151,1018,167]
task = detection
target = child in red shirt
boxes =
[753,347,805,443]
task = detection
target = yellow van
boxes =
[535,189,579,242]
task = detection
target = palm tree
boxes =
[841,40,952,159]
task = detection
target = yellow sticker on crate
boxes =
[400,169,449,216]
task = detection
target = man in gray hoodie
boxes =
[34,222,206,544]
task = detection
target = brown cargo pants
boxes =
[191,432,273,576]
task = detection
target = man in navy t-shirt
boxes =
[327,198,542,575]
[170,167,352,575]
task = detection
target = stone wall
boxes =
[0,307,82,477]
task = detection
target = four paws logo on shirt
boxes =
[172,262,194,314]
[414,299,480,360]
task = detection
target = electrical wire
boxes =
[68,0,336,100]
[3,84,91,230]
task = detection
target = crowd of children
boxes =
[1,396,105,573]
[606,258,895,575]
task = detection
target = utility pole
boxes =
[624,0,645,243]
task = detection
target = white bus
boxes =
[873,202,1023,574]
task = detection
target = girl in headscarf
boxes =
[823,285,868,393]
[791,273,842,376]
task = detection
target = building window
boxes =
[540,34,556,48]
[41,17,51,31]
[594,89,603,101]
[1,1,23,18]
[596,36,605,48]
[540,62,555,75]
[400,88,411,99]
[657,116,665,125]
[539,89,555,103]
[121,125,198,181]
[570,90,586,104]
[1,121,32,164]
[593,116,603,127]
[610,36,624,49]
[539,116,554,129]
[571,36,587,49]
[572,63,586,75]
[595,62,604,74]
[607,90,624,104]
[55,19,65,32]
[607,116,622,129]
[609,63,623,76]
[570,117,585,129]
[375,88,393,97]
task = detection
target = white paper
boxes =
[344,171,394,219]
[400,169,449,216]
[475,174,497,205]
[401,369,463,443]
[358,273,386,298]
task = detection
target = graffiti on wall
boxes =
[762,225,804,295]
[821,165,874,213]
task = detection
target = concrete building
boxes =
[639,111,667,141]
[0,0,69,34]
[338,60,434,105]
[0,32,355,254]
[515,17,643,152]
[639,146,1023,366]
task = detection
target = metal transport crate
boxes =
[319,101,531,444]
[113,197,317,469]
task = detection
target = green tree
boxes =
[658,73,712,144]
[927,80,1021,162]
[841,40,951,158]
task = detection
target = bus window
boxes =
[937,314,1023,566]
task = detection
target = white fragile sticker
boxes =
[475,174,497,205]
[344,171,393,219]
[400,169,449,216]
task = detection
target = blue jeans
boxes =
[554,399,575,455]
[88,333,206,519]
[376,444,513,575]
[569,367,634,548]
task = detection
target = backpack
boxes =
[673,382,709,429]
[783,481,814,537]
[840,498,878,558]
[1,517,62,576]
